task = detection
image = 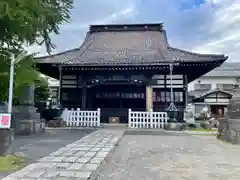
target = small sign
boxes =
[0,113,11,129]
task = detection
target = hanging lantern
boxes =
[166,63,178,122]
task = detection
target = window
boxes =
[217,84,233,90]
[166,92,170,102]
[174,91,179,102]
[153,91,166,102]
[174,91,183,102]
[153,89,184,103]
[194,84,211,90]
[152,91,156,102]
[161,92,165,102]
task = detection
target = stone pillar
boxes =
[16,85,45,135]
[217,88,240,144]
[146,86,153,111]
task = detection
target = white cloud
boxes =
[62,6,136,31]
[27,0,137,56]
[27,0,240,62]
[192,0,240,61]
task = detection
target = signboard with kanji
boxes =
[0,113,11,129]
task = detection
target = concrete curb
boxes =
[125,129,217,136]
[45,127,217,136]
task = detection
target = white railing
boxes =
[128,109,168,129]
[61,108,101,127]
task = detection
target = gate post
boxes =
[146,86,153,111]
[150,109,153,128]
[128,109,132,128]
[97,108,101,127]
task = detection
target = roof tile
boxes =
[36,24,227,66]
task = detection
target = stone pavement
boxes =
[0,129,94,179]
[93,134,240,180]
[8,129,94,161]
[1,129,123,180]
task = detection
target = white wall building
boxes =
[188,62,240,119]
[45,77,59,106]
[188,62,240,94]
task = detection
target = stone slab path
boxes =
[93,134,240,180]
[1,130,123,180]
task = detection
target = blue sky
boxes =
[28,0,240,62]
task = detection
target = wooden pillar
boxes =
[87,87,92,109]
[146,86,153,111]
[184,74,188,106]
[81,79,87,110]
[58,66,63,107]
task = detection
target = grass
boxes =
[0,155,25,172]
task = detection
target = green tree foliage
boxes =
[0,0,73,103]
[0,0,73,53]
[35,76,50,102]
[0,52,38,102]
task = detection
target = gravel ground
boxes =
[92,134,240,180]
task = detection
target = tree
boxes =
[0,0,73,155]
[0,52,39,103]
[0,0,73,54]
[0,0,73,102]
[35,76,50,102]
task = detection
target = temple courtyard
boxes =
[1,129,240,180]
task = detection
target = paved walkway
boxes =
[93,134,240,180]
[1,130,123,180]
[0,129,94,179]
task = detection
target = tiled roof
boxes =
[168,47,226,62]
[191,88,232,100]
[36,23,228,66]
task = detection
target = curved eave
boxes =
[36,58,227,81]
[35,32,91,64]
[35,48,228,67]
[183,58,227,83]
[168,47,228,63]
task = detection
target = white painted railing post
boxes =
[70,108,74,126]
[150,109,153,128]
[126,109,168,129]
[76,108,80,126]
[66,108,70,126]
[62,108,67,125]
[97,108,101,127]
[128,109,132,128]
[60,108,101,127]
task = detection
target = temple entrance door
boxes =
[88,85,146,123]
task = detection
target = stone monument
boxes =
[217,88,240,144]
[13,85,45,135]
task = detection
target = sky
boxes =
[27,0,240,62]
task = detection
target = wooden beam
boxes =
[58,66,63,107]
[146,86,153,111]
[184,74,188,106]
[81,77,87,110]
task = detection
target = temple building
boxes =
[36,23,228,123]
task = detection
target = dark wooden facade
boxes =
[36,23,228,123]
